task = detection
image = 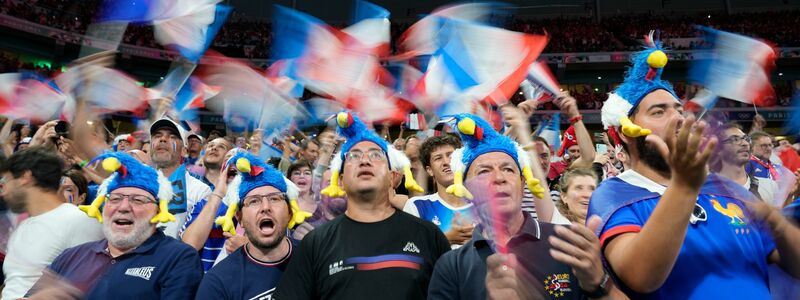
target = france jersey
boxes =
[589,170,776,300]
[403,193,475,235]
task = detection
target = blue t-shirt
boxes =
[590,172,776,299]
[28,230,203,299]
[404,194,475,234]
[182,198,231,272]
[196,239,296,300]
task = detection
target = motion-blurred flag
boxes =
[0,72,67,122]
[397,2,498,57]
[54,65,147,114]
[100,0,231,62]
[526,60,560,99]
[785,91,800,135]
[344,0,391,55]
[689,26,776,107]
[685,88,719,113]
[536,113,561,152]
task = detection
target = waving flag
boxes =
[0,73,67,122]
[526,60,560,99]
[689,26,777,107]
[536,113,561,153]
[54,65,147,114]
[100,0,230,62]
[397,2,498,57]
[343,0,391,55]
[685,88,719,113]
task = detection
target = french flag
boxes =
[396,2,497,58]
[343,0,391,56]
[526,60,561,99]
[175,76,219,112]
[536,113,561,153]
[689,26,777,107]
[0,72,67,122]
[100,0,231,62]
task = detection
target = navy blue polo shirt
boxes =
[27,230,203,299]
[428,213,585,300]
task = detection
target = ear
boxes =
[19,170,34,186]
[235,210,243,223]
[425,165,434,178]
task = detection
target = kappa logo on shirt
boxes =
[124,266,156,281]
[403,242,420,253]
[248,287,275,300]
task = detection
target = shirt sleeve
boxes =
[194,272,227,300]
[161,246,204,299]
[274,234,316,300]
[403,199,421,217]
[427,251,460,300]
[598,204,644,248]
[181,200,206,235]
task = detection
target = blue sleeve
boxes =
[599,204,645,247]
[427,251,460,300]
[182,200,207,234]
[195,272,227,300]
[161,246,204,299]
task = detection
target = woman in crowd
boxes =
[556,168,598,225]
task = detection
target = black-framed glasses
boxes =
[344,149,386,163]
[107,193,156,206]
[722,135,751,145]
[242,192,286,209]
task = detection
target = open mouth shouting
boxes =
[258,217,276,236]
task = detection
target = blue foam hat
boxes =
[442,113,545,200]
[320,111,423,197]
[601,30,679,138]
[214,152,311,233]
[78,152,175,224]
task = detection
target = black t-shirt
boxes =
[275,209,450,299]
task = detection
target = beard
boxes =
[5,190,27,213]
[103,216,154,250]
[246,223,286,250]
[635,137,670,174]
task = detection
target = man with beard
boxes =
[589,35,800,298]
[403,135,476,248]
[196,152,299,300]
[27,152,202,299]
[1,147,102,300]
[191,138,233,190]
[711,123,780,206]
[148,118,212,238]
[275,111,450,299]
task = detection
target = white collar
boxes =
[617,169,667,195]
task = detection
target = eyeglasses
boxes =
[106,193,156,206]
[755,143,774,150]
[242,192,286,209]
[344,149,386,163]
[721,135,751,145]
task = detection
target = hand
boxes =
[753,114,767,129]
[30,120,59,146]
[291,222,315,241]
[645,115,717,191]
[555,91,580,119]
[786,170,800,204]
[223,231,248,254]
[213,169,229,197]
[485,253,534,300]
[517,99,538,117]
[593,152,609,165]
[500,105,533,145]
[445,224,474,246]
[548,216,606,292]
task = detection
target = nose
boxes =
[491,168,507,184]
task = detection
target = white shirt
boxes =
[2,204,103,299]
[744,176,779,207]
[157,172,212,239]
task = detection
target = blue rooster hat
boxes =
[320,110,423,197]
[602,30,679,138]
[214,152,312,233]
[78,152,175,224]
[442,113,545,200]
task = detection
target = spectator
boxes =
[776,136,800,172]
[185,133,205,167]
[287,160,315,213]
[555,168,598,224]
[26,152,203,299]
[298,139,320,163]
[591,41,800,298]
[275,112,449,299]
[196,152,298,300]
[58,168,88,205]
[711,123,780,206]
[1,146,102,299]
[113,134,134,152]
[192,138,234,189]
[148,118,212,238]
[403,135,475,248]
[746,131,785,181]
[427,113,621,299]
[404,135,428,196]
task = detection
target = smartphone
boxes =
[55,121,70,138]
[596,143,608,154]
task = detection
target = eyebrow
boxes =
[352,148,382,152]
